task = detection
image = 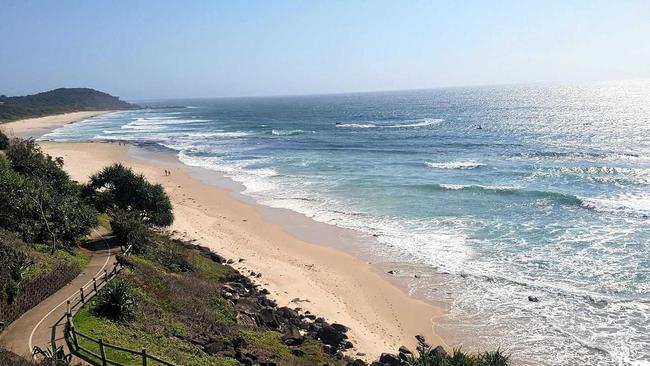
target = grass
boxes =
[70,235,346,366]
[23,244,91,281]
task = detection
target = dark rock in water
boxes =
[378,353,401,366]
[282,326,304,346]
[226,259,235,264]
[528,295,540,302]
[331,323,348,333]
[387,270,395,275]
[318,325,348,346]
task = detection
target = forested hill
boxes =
[0,88,138,122]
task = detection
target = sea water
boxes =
[43,80,650,365]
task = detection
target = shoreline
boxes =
[5,112,450,359]
[0,111,112,139]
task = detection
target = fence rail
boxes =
[56,244,178,366]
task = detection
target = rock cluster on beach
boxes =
[185,242,443,366]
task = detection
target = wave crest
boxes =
[425,161,483,170]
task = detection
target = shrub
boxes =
[31,345,72,366]
[0,130,9,150]
[405,337,510,366]
[83,164,173,227]
[93,279,136,322]
[110,210,155,254]
[0,143,97,249]
[0,231,33,304]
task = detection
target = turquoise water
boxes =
[44,80,650,365]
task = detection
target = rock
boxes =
[398,346,412,355]
[226,259,235,264]
[378,353,401,366]
[431,345,447,356]
[343,341,354,349]
[387,270,395,275]
[204,341,228,355]
[282,326,305,346]
[331,323,348,333]
[349,359,367,366]
[318,325,347,346]
[290,348,305,356]
[260,307,280,328]
[528,295,540,302]
[235,298,258,315]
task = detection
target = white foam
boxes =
[425,160,483,169]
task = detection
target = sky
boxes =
[1,0,649,100]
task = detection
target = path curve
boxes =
[0,229,117,359]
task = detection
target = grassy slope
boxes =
[71,234,344,366]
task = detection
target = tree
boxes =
[83,164,173,227]
[0,130,9,150]
[0,144,97,251]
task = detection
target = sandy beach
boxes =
[0,111,111,139]
[1,113,448,359]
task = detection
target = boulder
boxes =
[204,341,228,355]
[378,353,401,366]
[317,325,348,346]
[331,323,348,333]
[528,295,540,302]
[282,326,305,346]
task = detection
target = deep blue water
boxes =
[44,80,650,365]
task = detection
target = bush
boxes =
[0,142,97,249]
[0,231,33,304]
[0,130,9,150]
[405,337,510,366]
[83,164,173,227]
[93,279,136,322]
[110,210,155,254]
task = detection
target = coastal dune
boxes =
[4,113,448,359]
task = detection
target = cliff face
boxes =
[0,88,138,122]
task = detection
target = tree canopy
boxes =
[0,142,97,250]
[83,164,173,227]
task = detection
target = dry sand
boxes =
[3,112,449,359]
[0,111,110,138]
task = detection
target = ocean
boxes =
[42,80,650,365]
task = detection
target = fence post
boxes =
[99,338,107,366]
[104,269,109,282]
[142,348,148,366]
[66,300,71,315]
[80,288,85,304]
[93,277,97,293]
[70,324,79,350]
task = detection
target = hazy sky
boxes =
[1,0,649,100]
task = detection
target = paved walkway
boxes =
[0,229,117,360]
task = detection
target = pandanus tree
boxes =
[82,163,173,227]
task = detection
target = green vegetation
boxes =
[72,234,346,366]
[0,140,97,253]
[0,137,93,330]
[83,163,174,228]
[0,88,138,123]
[93,279,136,322]
[0,130,9,150]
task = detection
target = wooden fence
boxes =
[55,245,178,366]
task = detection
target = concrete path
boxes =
[0,229,117,360]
